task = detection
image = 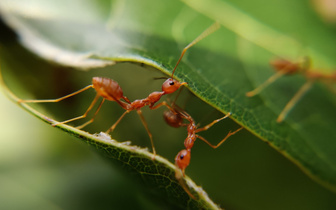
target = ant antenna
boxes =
[153,76,168,80]
[170,22,221,79]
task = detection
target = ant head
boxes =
[175,149,191,171]
[162,78,187,94]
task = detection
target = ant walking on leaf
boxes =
[246,57,336,122]
[16,22,221,157]
[163,103,243,198]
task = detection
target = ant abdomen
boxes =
[163,110,183,128]
[92,77,124,101]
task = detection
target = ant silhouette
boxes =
[163,104,243,198]
[17,22,221,156]
[246,57,336,122]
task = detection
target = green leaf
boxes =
[0,55,220,208]
[1,0,336,209]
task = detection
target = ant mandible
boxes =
[246,57,336,122]
[18,22,221,156]
[163,104,243,198]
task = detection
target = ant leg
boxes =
[170,22,220,77]
[18,85,93,103]
[246,71,284,97]
[152,101,192,122]
[122,96,131,104]
[153,101,192,125]
[195,112,231,133]
[277,81,313,122]
[52,94,100,126]
[136,109,156,157]
[171,86,184,105]
[196,127,243,149]
[76,98,106,129]
[150,101,175,113]
[175,174,196,200]
[106,110,130,133]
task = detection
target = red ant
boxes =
[17,22,221,156]
[163,104,243,198]
[246,57,336,122]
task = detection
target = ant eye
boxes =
[169,81,175,86]
[179,154,184,160]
